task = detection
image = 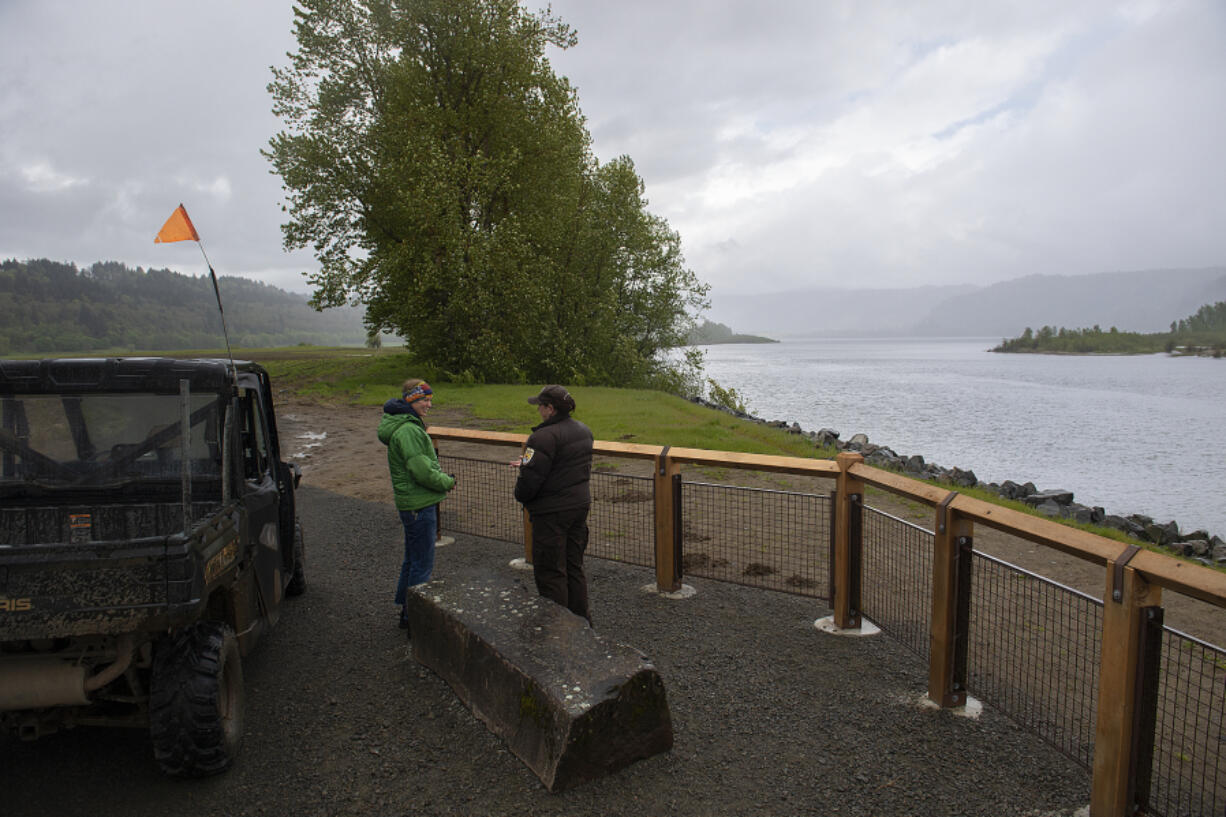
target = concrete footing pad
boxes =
[640,582,697,600]
[406,565,674,791]
[814,615,882,637]
[919,693,984,719]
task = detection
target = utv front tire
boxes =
[150,621,244,777]
[286,520,306,596]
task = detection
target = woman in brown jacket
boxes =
[512,385,594,624]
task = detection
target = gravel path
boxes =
[2,486,1090,816]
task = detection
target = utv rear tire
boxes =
[150,621,243,777]
[286,520,306,597]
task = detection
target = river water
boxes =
[697,338,1225,538]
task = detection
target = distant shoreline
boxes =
[685,319,778,346]
[696,335,778,345]
[992,347,1223,358]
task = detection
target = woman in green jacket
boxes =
[377,379,455,629]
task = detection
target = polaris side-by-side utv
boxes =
[0,357,305,776]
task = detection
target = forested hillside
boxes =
[0,259,370,354]
[707,267,1226,338]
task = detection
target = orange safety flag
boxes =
[154,204,200,243]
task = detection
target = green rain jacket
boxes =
[377,400,455,512]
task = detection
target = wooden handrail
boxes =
[427,425,1226,608]
[846,460,1226,608]
[844,462,955,505]
[666,446,841,477]
[1124,548,1226,608]
[427,426,525,447]
[595,440,670,460]
[427,425,664,460]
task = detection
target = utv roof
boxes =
[0,357,261,395]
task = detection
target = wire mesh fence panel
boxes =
[680,481,831,597]
[439,446,1226,814]
[966,552,1102,771]
[589,471,654,568]
[1146,628,1226,817]
[860,505,933,660]
[436,458,655,566]
[438,455,524,545]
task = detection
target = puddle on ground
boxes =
[291,430,327,459]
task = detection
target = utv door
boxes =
[236,380,284,623]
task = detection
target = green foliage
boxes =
[0,259,370,354]
[992,301,1226,356]
[265,0,708,391]
[686,320,777,345]
[706,378,746,414]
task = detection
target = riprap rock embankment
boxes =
[690,397,1225,566]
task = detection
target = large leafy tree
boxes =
[266,0,707,389]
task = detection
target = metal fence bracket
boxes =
[1111,545,1142,603]
[937,491,958,534]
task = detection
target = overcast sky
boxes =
[2,0,1223,300]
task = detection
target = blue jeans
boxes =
[394,504,438,606]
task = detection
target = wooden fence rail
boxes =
[427,426,1226,817]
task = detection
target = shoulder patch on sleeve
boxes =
[522,447,535,464]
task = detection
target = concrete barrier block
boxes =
[406,565,673,791]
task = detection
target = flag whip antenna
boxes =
[196,243,238,385]
[155,203,238,388]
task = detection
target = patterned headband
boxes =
[404,382,433,404]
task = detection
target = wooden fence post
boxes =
[653,446,681,592]
[1091,548,1162,817]
[929,492,973,707]
[833,452,864,629]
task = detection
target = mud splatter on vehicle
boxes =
[0,357,305,776]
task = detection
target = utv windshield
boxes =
[0,392,224,489]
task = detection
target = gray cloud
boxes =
[0,1,313,290]
[548,0,1226,291]
[2,0,1222,300]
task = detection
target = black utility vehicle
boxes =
[0,357,305,776]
